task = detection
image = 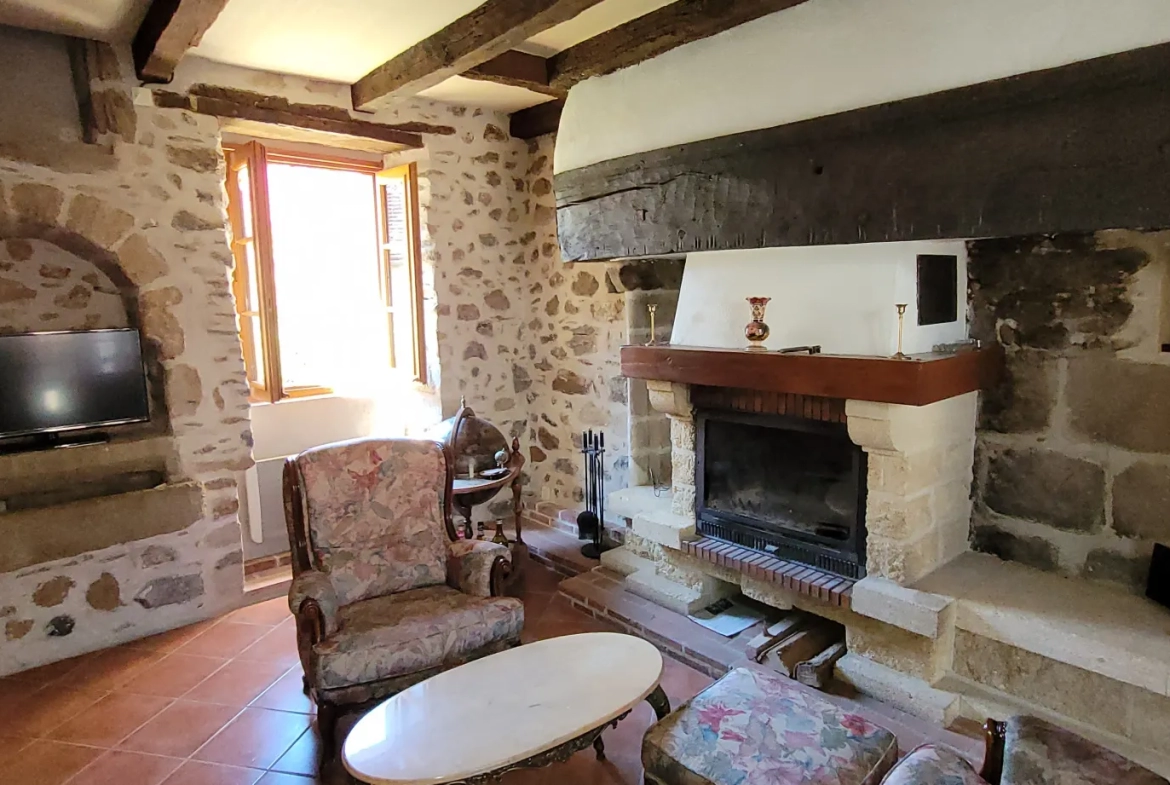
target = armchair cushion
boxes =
[1001,716,1167,785]
[288,571,341,637]
[311,585,523,690]
[881,745,987,785]
[295,439,450,605]
[447,540,510,597]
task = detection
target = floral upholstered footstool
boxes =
[643,666,899,785]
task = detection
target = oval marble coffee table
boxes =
[342,632,671,784]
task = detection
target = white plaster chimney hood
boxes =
[553,0,1170,178]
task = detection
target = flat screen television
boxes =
[0,329,150,441]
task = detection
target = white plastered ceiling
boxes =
[1,0,675,110]
[0,0,151,41]
[190,0,678,108]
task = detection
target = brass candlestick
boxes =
[645,303,658,346]
[893,303,910,360]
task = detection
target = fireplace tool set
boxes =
[576,430,610,559]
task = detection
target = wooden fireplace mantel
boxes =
[620,344,1002,406]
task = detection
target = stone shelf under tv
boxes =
[620,344,1002,406]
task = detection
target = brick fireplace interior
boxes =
[695,398,868,579]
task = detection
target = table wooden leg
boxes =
[592,735,606,761]
[455,498,475,540]
[645,685,671,720]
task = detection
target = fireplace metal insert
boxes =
[696,410,867,578]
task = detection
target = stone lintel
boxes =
[2,483,204,574]
[852,576,953,639]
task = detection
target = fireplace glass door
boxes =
[696,410,867,578]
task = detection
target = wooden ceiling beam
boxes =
[510,98,564,139]
[152,85,457,148]
[352,0,605,109]
[132,0,231,83]
[549,0,811,91]
[464,50,564,97]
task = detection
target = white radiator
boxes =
[243,456,291,546]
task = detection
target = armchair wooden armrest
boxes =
[289,571,340,641]
[447,540,511,597]
[980,719,1007,785]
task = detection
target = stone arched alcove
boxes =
[0,203,184,439]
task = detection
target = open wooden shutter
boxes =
[376,163,426,383]
[224,141,282,402]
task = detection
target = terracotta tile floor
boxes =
[0,563,717,785]
[0,563,976,784]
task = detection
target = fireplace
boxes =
[696,409,868,579]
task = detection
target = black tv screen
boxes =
[0,329,150,439]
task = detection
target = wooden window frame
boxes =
[224,142,420,403]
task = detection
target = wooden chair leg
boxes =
[302,675,310,695]
[317,702,339,760]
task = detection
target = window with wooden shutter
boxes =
[223,142,422,402]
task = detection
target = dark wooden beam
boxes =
[65,38,96,144]
[464,50,563,97]
[620,345,1002,407]
[132,0,231,83]
[153,85,446,148]
[549,0,810,91]
[556,41,1170,262]
[510,99,563,140]
[352,0,605,109]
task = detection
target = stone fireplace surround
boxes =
[602,354,1170,772]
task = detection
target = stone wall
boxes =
[0,239,128,333]
[969,231,1170,593]
[522,135,628,505]
[0,45,253,673]
[520,135,685,507]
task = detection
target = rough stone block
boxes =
[971,522,1060,572]
[631,417,671,452]
[953,630,1130,737]
[1112,461,1170,541]
[979,349,1058,433]
[834,653,960,725]
[135,574,204,609]
[967,234,1148,351]
[65,194,135,249]
[669,416,695,449]
[670,484,695,517]
[626,568,733,615]
[866,490,934,540]
[984,447,1105,532]
[1068,356,1170,454]
[1081,547,1151,593]
[599,546,656,578]
[867,531,942,587]
[632,509,696,549]
[608,485,672,521]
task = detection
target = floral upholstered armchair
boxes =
[283,437,524,754]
